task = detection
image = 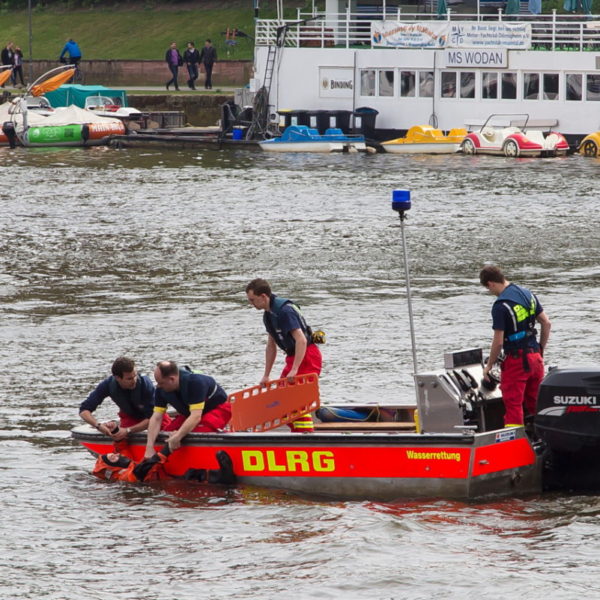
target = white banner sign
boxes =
[371,21,531,49]
[319,67,354,98]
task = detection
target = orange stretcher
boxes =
[227,373,320,432]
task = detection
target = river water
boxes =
[2,146,600,599]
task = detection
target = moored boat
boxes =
[460,114,569,157]
[0,101,126,147]
[382,125,467,154]
[259,125,366,153]
[578,131,600,156]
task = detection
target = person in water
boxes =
[143,361,231,459]
[79,356,169,441]
[480,265,551,427]
[93,446,235,485]
[245,278,323,433]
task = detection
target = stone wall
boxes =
[25,59,253,87]
[129,94,231,127]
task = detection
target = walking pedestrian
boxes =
[199,39,217,89]
[164,41,183,91]
[183,41,200,90]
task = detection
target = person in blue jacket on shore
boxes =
[59,38,82,66]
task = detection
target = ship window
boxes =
[586,74,600,101]
[400,71,416,97]
[482,72,498,99]
[442,72,457,98]
[379,70,394,97]
[501,72,517,99]
[566,73,582,101]
[419,71,434,97]
[460,72,475,99]
[543,73,559,100]
[523,73,539,100]
[360,69,376,96]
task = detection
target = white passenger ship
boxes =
[252,0,600,145]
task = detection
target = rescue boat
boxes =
[70,192,597,500]
[71,349,600,500]
[71,349,545,500]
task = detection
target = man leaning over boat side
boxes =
[79,356,169,442]
[480,265,551,428]
[143,361,232,459]
[245,278,323,433]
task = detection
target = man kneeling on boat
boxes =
[144,360,232,459]
[79,356,171,443]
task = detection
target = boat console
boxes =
[415,347,504,434]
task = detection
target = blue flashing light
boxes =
[391,189,411,213]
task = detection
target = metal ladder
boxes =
[262,43,277,100]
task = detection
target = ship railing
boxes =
[254,10,600,51]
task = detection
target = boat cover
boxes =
[45,84,129,108]
[0,102,122,128]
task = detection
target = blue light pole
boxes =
[392,189,418,376]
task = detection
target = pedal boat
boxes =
[72,349,545,501]
[259,125,366,153]
[579,131,600,157]
[382,125,467,154]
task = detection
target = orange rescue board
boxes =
[227,373,320,432]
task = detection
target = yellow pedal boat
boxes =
[579,131,600,157]
[382,125,467,154]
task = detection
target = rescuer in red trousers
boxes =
[246,278,323,433]
[480,265,551,427]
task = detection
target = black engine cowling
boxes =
[536,368,600,490]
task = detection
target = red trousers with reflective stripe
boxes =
[281,344,322,432]
[162,402,232,433]
[500,351,544,426]
[118,411,173,429]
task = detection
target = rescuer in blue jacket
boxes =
[480,265,551,427]
[144,361,232,459]
[79,356,162,442]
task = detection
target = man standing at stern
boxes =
[480,265,551,428]
[144,361,231,458]
[246,278,322,433]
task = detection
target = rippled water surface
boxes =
[2,146,600,599]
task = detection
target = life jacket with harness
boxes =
[494,284,540,352]
[158,368,226,417]
[263,295,314,356]
[107,375,151,420]
[92,449,170,482]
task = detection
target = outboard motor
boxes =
[536,368,600,490]
[2,121,17,149]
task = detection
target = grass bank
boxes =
[0,1,295,61]
[0,0,571,63]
